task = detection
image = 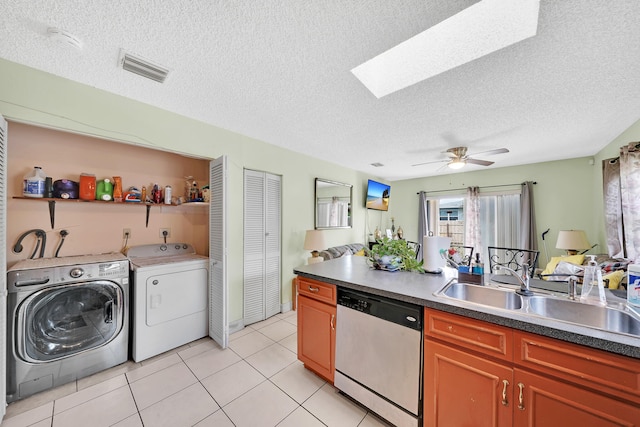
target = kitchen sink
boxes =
[437,282,523,310]
[435,280,640,337]
[526,296,640,336]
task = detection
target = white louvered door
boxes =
[209,156,228,348]
[243,170,281,325]
[0,115,7,422]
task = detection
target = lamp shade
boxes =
[303,230,326,252]
[556,230,591,251]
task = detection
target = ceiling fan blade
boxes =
[412,159,449,167]
[469,148,509,157]
[466,158,494,166]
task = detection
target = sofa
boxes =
[319,243,366,261]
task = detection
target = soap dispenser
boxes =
[580,255,606,306]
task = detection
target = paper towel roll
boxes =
[423,236,452,273]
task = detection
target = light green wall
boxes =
[389,157,598,266]
[3,57,639,324]
[0,58,371,326]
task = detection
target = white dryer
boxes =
[126,243,208,362]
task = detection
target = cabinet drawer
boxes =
[297,277,336,305]
[515,331,640,404]
[425,309,513,362]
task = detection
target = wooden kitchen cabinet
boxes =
[424,308,640,427]
[296,277,336,382]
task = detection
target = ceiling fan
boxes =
[412,146,509,169]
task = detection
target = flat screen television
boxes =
[366,179,390,211]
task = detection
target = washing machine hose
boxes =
[13,229,46,259]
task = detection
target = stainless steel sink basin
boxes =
[527,296,640,336]
[437,282,523,310]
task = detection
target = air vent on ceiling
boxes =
[370,162,385,167]
[119,49,169,83]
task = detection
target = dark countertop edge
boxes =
[294,270,640,359]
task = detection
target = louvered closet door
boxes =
[243,170,281,325]
[0,115,8,422]
[209,156,228,349]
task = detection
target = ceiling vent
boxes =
[119,49,169,83]
[370,162,385,167]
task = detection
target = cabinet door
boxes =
[297,294,335,382]
[513,368,640,427]
[425,340,513,427]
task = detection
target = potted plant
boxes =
[367,237,424,273]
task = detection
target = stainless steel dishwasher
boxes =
[335,288,423,427]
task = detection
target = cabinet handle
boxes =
[330,314,335,330]
[517,382,525,410]
[501,379,509,406]
[308,286,319,293]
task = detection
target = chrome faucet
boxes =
[494,263,534,296]
[567,276,578,300]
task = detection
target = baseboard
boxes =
[228,319,244,335]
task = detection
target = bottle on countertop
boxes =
[472,253,484,275]
[580,255,606,306]
[23,166,46,198]
[627,264,640,307]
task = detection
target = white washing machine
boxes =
[126,243,209,362]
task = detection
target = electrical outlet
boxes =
[123,228,132,239]
[159,228,171,238]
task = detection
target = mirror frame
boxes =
[314,178,353,229]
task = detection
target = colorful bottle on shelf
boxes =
[112,176,123,202]
[23,166,46,198]
[79,173,96,201]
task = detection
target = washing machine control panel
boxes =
[126,243,196,259]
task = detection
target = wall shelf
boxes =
[12,197,208,228]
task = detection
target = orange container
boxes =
[79,173,96,200]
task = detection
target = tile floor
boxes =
[3,311,393,427]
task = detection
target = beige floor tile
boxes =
[77,360,140,390]
[200,360,265,407]
[223,381,298,427]
[278,333,298,353]
[6,382,76,418]
[277,406,325,427]
[194,409,235,427]
[184,346,242,380]
[28,419,52,427]
[258,320,297,342]
[271,361,326,404]
[245,343,297,378]
[112,413,144,427]
[228,330,275,358]
[178,338,220,361]
[55,374,128,414]
[248,315,281,330]
[282,315,297,326]
[139,383,218,427]
[1,402,53,427]
[276,310,296,320]
[230,326,254,341]
[138,343,191,366]
[129,362,198,410]
[126,353,182,383]
[359,412,395,426]
[303,383,366,427]
[52,385,137,427]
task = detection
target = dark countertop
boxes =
[294,256,640,359]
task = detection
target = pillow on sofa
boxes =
[541,254,585,280]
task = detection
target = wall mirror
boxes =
[315,178,352,229]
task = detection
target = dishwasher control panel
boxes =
[337,288,423,330]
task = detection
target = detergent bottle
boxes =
[580,255,606,306]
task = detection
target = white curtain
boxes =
[465,187,481,259]
[317,200,348,227]
[603,142,640,262]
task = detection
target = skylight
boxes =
[352,0,540,98]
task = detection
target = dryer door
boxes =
[17,281,123,363]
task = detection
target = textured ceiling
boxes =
[1,1,639,181]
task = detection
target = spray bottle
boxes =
[580,255,606,306]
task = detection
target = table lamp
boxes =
[556,230,591,255]
[304,230,326,264]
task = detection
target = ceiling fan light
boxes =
[448,160,466,169]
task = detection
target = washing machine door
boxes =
[17,281,124,363]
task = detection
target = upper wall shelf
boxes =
[12,197,208,228]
